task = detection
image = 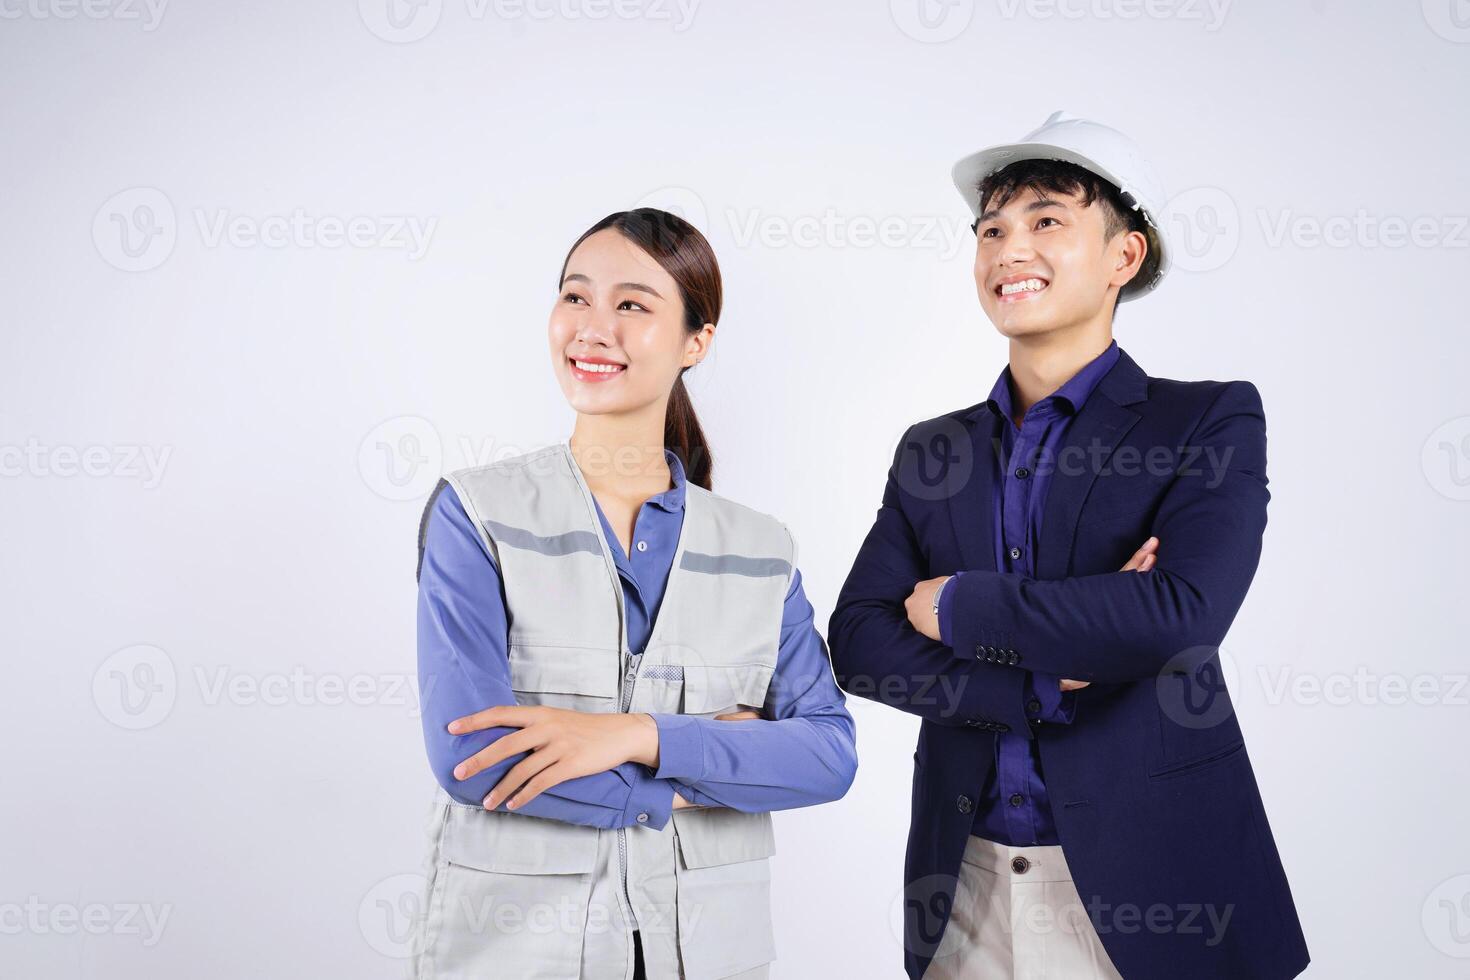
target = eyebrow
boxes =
[560,273,665,300]
[976,196,1071,225]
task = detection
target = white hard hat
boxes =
[951,110,1170,302]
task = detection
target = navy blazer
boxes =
[829,347,1310,980]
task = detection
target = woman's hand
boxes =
[449,705,768,812]
[1060,535,1160,692]
[448,705,660,811]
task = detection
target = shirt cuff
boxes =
[648,713,706,782]
[622,766,674,830]
[1026,671,1078,724]
[937,572,963,646]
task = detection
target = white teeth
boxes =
[573,359,625,374]
[999,278,1047,296]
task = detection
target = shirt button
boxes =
[1009,546,1022,560]
[1015,466,1030,479]
[636,812,649,823]
[1026,698,1042,714]
[1011,856,1031,874]
[1009,793,1024,807]
[636,540,648,553]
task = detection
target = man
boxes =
[828,111,1310,979]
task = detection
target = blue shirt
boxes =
[938,339,1122,844]
[417,448,858,831]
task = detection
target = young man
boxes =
[828,111,1310,979]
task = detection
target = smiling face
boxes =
[549,227,712,418]
[972,183,1146,340]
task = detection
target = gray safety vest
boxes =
[412,441,794,980]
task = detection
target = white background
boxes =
[4,0,1469,976]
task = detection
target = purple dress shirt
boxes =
[938,339,1122,844]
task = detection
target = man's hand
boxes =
[905,537,1161,692]
[1061,536,1160,691]
[905,575,952,642]
[1122,536,1158,574]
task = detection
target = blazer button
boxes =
[1009,793,1024,807]
[957,795,974,814]
[1008,652,1020,665]
[1011,856,1030,874]
[1026,698,1042,714]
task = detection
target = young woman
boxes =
[411,208,858,979]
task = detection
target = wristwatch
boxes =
[931,576,952,617]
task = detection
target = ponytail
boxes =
[665,371,712,490]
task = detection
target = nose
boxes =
[998,227,1037,267]
[574,311,617,350]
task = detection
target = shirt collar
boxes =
[646,448,687,513]
[986,339,1121,421]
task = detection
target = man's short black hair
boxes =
[974,158,1161,297]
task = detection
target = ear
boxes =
[683,323,716,367]
[1109,228,1149,291]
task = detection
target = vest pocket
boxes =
[680,662,776,717]
[425,807,599,978]
[507,643,620,713]
[671,808,778,978]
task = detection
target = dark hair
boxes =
[975,158,1162,307]
[558,208,721,490]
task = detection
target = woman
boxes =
[411,208,858,979]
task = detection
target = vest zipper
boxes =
[616,651,641,931]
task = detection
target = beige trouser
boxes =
[921,834,1125,980]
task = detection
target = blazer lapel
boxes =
[948,405,1002,574]
[1035,348,1149,579]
